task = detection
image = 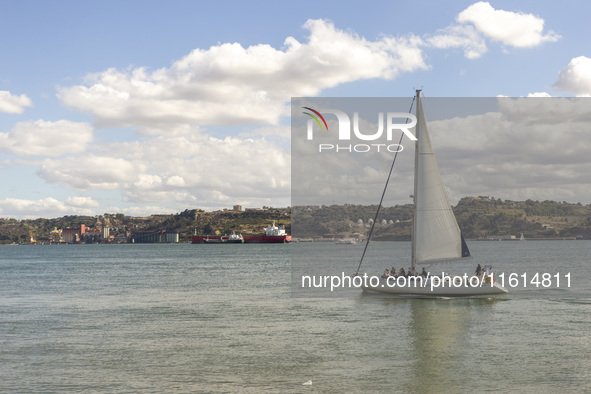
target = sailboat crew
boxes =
[421,267,428,278]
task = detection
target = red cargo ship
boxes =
[191,221,291,244]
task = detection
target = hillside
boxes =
[0,208,290,244]
[292,197,591,240]
[2,197,591,244]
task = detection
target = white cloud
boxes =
[527,92,552,97]
[457,1,559,48]
[165,175,186,187]
[57,19,428,128]
[38,155,140,190]
[34,127,290,208]
[115,131,290,206]
[0,120,93,156]
[65,196,100,208]
[105,205,178,217]
[134,174,163,190]
[552,56,591,96]
[0,197,96,219]
[0,91,33,114]
[428,2,559,59]
[427,24,487,59]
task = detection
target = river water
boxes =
[1,241,589,392]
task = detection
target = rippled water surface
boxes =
[1,241,589,392]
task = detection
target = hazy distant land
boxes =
[2,197,590,244]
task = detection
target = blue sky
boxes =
[1,1,591,219]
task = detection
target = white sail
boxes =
[412,93,469,266]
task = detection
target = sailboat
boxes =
[361,90,508,296]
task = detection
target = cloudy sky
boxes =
[1,1,591,219]
[291,96,591,208]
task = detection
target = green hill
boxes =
[292,197,591,240]
[0,208,290,244]
[2,197,591,244]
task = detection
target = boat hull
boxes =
[191,235,291,244]
[361,277,508,297]
[243,235,291,243]
[202,239,244,244]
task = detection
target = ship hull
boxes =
[191,235,290,244]
[243,235,291,243]
[202,239,244,244]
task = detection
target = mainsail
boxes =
[412,91,470,267]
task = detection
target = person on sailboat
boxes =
[382,268,390,279]
[482,266,490,283]
[421,267,428,278]
[476,264,482,277]
[399,267,406,277]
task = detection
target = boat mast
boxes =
[411,89,421,271]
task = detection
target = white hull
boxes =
[361,277,508,297]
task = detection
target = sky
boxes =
[1,0,591,219]
[291,96,591,209]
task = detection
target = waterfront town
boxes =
[1,197,590,245]
[46,223,180,244]
[0,205,290,245]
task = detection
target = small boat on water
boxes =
[336,238,357,245]
[360,90,508,297]
[192,222,291,244]
[203,232,244,244]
